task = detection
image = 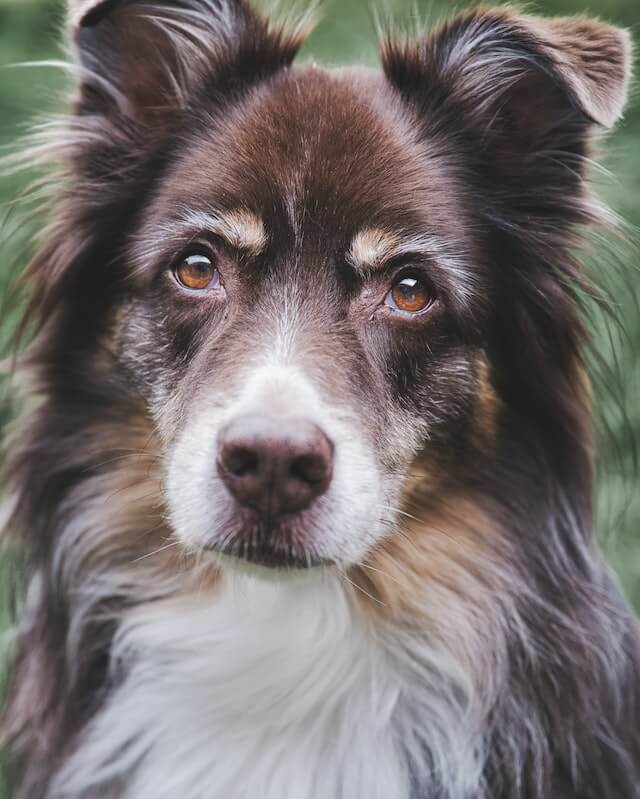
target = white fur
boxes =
[166,358,389,566]
[50,570,485,799]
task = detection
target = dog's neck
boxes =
[50,569,484,799]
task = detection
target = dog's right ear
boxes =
[67,0,309,123]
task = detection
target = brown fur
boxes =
[2,3,639,797]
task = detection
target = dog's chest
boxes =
[53,572,485,799]
[54,574,415,799]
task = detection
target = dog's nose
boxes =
[217,414,333,517]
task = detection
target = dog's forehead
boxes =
[158,66,459,245]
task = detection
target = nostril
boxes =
[290,453,330,486]
[220,446,260,478]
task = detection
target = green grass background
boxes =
[0,0,638,790]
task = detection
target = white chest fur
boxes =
[52,571,483,799]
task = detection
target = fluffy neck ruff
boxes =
[50,569,485,799]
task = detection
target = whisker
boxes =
[132,540,181,563]
[104,482,162,503]
[387,528,425,559]
[358,561,402,585]
[337,568,387,607]
[83,452,162,473]
[380,505,459,544]
[380,503,422,523]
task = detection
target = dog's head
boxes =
[21,0,631,571]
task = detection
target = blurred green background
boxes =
[0,0,638,775]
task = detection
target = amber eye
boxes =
[386,275,433,314]
[174,253,219,291]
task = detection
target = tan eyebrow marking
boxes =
[346,226,451,274]
[347,228,401,273]
[181,208,268,256]
[346,226,477,310]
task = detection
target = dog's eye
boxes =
[386,275,433,314]
[174,254,219,291]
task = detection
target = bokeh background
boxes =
[0,0,638,789]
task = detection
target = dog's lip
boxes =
[204,539,333,571]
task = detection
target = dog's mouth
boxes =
[206,538,331,570]
[203,515,333,571]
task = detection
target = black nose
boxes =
[217,414,334,518]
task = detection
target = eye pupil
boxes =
[175,253,218,290]
[390,276,431,313]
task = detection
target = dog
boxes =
[1,1,639,797]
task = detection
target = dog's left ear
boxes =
[67,0,308,122]
[382,9,632,159]
[383,11,632,462]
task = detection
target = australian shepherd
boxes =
[1,1,639,797]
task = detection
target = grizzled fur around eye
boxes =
[1,2,639,798]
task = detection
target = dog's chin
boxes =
[204,539,334,580]
[211,550,332,582]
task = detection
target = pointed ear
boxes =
[67,0,309,121]
[382,9,632,152]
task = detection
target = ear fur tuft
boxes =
[381,8,633,137]
[67,0,311,121]
[537,16,633,127]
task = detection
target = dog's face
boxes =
[32,1,630,570]
[119,68,482,568]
